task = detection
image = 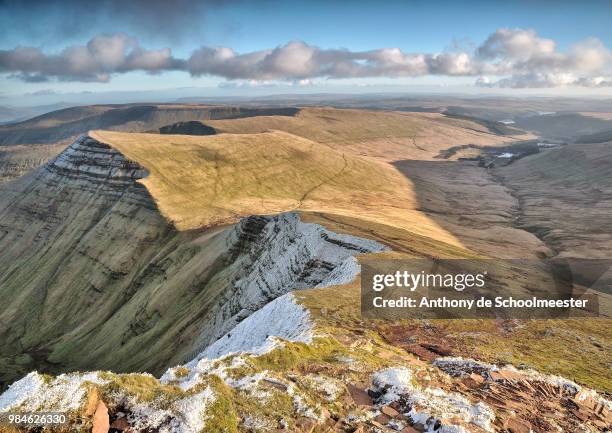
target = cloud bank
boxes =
[1,28,610,87]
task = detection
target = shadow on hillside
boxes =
[391,158,510,256]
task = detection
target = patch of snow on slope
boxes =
[408,388,494,433]
[162,292,312,390]
[315,256,361,288]
[0,372,107,412]
[371,367,495,433]
[0,372,44,412]
[111,386,215,433]
[194,292,311,361]
[287,382,325,421]
[306,375,344,401]
[171,388,216,433]
[371,368,414,403]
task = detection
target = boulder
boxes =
[92,400,110,433]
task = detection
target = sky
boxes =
[1,0,612,106]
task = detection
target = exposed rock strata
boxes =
[191,212,386,356]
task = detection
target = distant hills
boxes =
[0,104,299,146]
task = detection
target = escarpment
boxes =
[47,136,148,185]
[0,134,385,389]
[188,212,386,357]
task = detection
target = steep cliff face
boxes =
[0,135,385,388]
[189,212,386,356]
[0,135,178,385]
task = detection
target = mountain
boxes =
[0,104,299,146]
[575,128,612,144]
[496,140,612,259]
[513,112,612,140]
[0,104,299,185]
[0,130,406,386]
[203,107,534,161]
[0,106,610,433]
[0,103,73,125]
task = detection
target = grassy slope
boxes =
[92,129,464,248]
[296,212,611,392]
[206,107,534,161]
[298,280,612,393]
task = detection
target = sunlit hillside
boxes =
[206,107,534,160]
[92,129,464,247]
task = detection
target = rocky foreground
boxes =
[1,289,610,433]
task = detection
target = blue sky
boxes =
[1,0,612,105]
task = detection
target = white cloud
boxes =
[473,28,611,87]
[0,33,182,82]
[476,72,578,88]
[477,28,556,60]
[1,28,611,88]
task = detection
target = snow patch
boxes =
[306,375,344,401]
[0,371,107,413]
[372,368,414,403]
[170,388,216,433]
[371,367,495,433]
[114,387,215,433]
[242,414,274,431]
[198,292,313,360]
[287,382,324,421]
[161,292,312,392]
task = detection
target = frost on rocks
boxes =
[170,388,216,433]
[371,368,415,404]
[287,382,325,421]
[432,357,499,378]
[0,371,107,413]
[305,375,344,402]
[370,367,495,433]
[433,356,612,410]
[242,415,274,431]
[116,387,215,433]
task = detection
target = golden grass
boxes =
[90,129,465,248]
[206,107,534,161]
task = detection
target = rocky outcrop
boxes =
[433,357,612,432]
[190,212,386,355]
[47,136,148,186]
